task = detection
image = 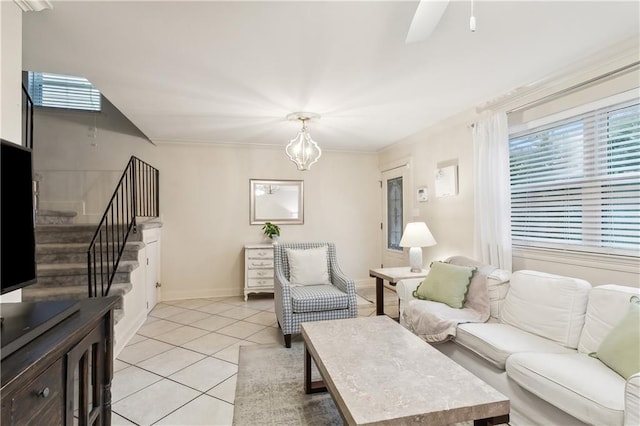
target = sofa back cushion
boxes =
[501,270,591,348]
[578,284,640,354]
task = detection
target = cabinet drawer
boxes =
[247,259,274,269]
[248,269,274,279]
[247,248,274,259]
[247,278,274,289]
[6,359,64,425]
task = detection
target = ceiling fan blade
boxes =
[405,0,450,43]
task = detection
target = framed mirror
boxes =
[250,179,304,225]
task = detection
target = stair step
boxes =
[36,209,78,225]
[22,283,131,309]
[36,242,143,265]
[36,224,142,244]
[33,261,137,287]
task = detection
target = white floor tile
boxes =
[113,359,130,373]
[137,319,183,337]
[168,298,215,309]
[111,412,136,425]
[112,379,199,425]
[112,365,163,403]
[150,304,190,319]
[243,296,276,311]
[218,306,262,320]
[190,314,237,332]
[211,340,256,364]
[164,309,213,325]
[245,326,282,345]
[243,310,277,326]
[154,394,234,426]
[182,332,241,356]
[125,333,148,346]
[216,321,265,339]
[153,325,210,346]
[117,339,174,365]
[194,302,235,315]
[169,356,238,392]
[206,375,237,404]
[137,346,205,377]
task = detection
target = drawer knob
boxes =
[38,387,50,398]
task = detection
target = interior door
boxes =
[381,166,408,268]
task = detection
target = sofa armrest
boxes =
[396,278,424,325]
[624,372,640,426]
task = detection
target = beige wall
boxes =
[0,2,22,144]
[379,110,477,267]
[0,3,23,303]
[154,143,380,299]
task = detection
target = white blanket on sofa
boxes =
[404,257,494,343]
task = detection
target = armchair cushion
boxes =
[291,285,349,313]
[286,247,331,286]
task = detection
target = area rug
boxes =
[232,342,342,426]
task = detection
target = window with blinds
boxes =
[509,98,639,257]
[27,72,101,112]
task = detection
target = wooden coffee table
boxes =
[301,316,509,425]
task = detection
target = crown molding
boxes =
[14,0,52,12]
[477,36,640,114]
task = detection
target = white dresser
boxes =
[244,243,275,301]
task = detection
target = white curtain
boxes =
[473,112,512,272]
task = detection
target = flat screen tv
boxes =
[1,139,37,294]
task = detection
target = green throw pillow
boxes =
[594,296,640,380]
[412,261,477,309]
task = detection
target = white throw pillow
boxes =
[501,270,591,349]
[286,247,331,286]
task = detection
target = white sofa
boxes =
[397,268,640,426]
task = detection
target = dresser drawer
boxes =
[248,269,274,279]
[247,278,274,289]
[246,259,274,269]
[5,359,64,425]
[247,248,274,259]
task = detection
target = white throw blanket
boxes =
[404,257,494,343]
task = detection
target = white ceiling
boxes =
[22,1,640,151]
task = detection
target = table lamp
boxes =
[399,222,437,272]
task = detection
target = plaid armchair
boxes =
[274,242,358,348]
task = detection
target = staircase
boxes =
[21,211,141,312]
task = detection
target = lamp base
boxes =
[408,247,423,273]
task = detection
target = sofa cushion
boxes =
[500,270,591,348]
[578,284,640,354]
[594,296,640,379]
[455,322,574,370]
[290,284,348,313]
[506,352,625,426]
[413,262,476,308]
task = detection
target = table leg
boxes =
[375,277,384,315]
[473,414,509,426]
[304,343,326,394]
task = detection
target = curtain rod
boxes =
[505,61,640,115]
[381,163,409,173]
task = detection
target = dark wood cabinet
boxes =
[1,297,117,426]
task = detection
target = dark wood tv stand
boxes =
[1,297,118,425]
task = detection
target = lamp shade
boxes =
[399,222,436,248]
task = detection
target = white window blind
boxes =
[28,72,101,112]
[509,98,640,256]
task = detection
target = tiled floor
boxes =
[111,288,396,425]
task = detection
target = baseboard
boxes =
[355,278,375,289]
[113,309,147,358]
[161,288,242,302]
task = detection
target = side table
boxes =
[369,267,429,316]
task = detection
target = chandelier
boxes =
[285,112,321,171]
